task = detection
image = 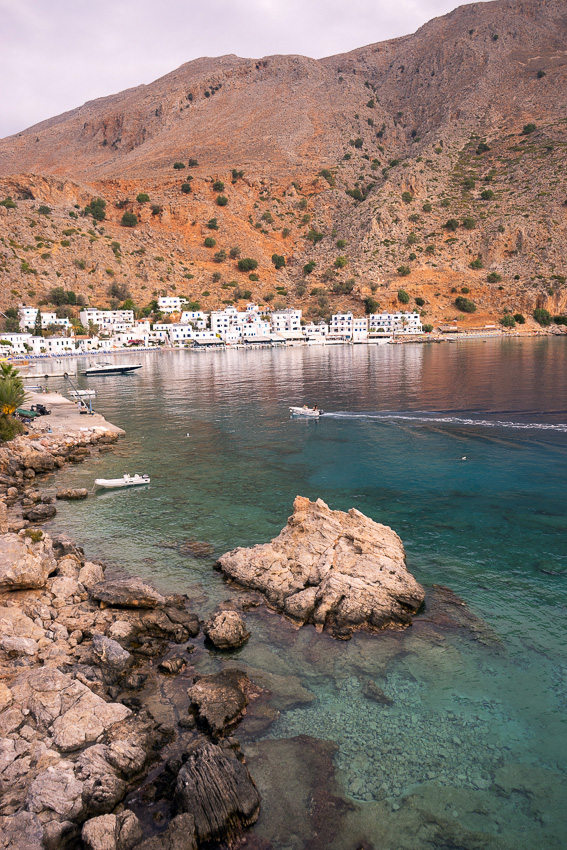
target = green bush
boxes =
[121,212,138,227]
[319,169,336,187]
[136,193,150,203]
[487,272,501,283]
[216,195,228,207]
[84,197,106,221]
[212,180,225,192]
[151,205,162,216]
[425,245,435,255]
[181,183,192,194]
[462,217,476,230]
[480,189,494,200]
[303,261,316,275]
[336,239,346,249]
[500,314,516,328]
[455,296,477,313]
[204,237,216,248]
[207,218,219,230]
[444,218,459,231]
[533,309,551,327]
[354,138,363,149]
[272,254,286,270]
[238,258,258,272]
[422,202,432,212]
[38,205,51,215]
[470,257,483,269]
[364,297,379,314]
[462,178,475,190]
[346,188,365,202]
[415,296,425,307]
[422,324,434,333]
[334,256,347,269]
[229,246,240,259]
[307,229,324,243]
[331,279,354,295]
[214,249,227,263]
[407,232,418,245]
[476,142,490,154]
[398,288,410,303]
[0,197,17,209]
[401,191,413,204]
[173,162,185,169]
[521,123,536,135]
[188,158,198,167]
[513,313,525,324]
[554,315,567,326]
[397,267,411,279]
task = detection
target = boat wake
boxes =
[322,412,567,432]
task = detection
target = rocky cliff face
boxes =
[0,0,565,326]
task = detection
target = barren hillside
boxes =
[0,0,566,329]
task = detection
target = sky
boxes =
[0,0,491,139]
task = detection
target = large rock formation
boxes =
[217,496,425,638]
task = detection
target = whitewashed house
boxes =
[79,308,135,329]
[18,306,71,331]
[368,312,422,335]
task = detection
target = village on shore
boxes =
[0,298,531,358]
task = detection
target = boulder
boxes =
[204,610,250,649]
[139,814,197,850]
[20,449,56,473]
[0,812,44,850]
[0,533,56,591]
[217,496,425,638]
[82,811,143,850]
[56,488,89,500]
[89,578,166,609]
[187,669,250,736]
[79,561,105,588]
[175,741,260,844]
[91,634,133,683]
[22,503,57,522]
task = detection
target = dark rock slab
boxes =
[22,503,57,522]
[188,669,250,736]
[89,578,166,609]
[175,741,260,844]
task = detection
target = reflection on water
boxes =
[47,338,567,848]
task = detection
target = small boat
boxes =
[94,473,150,489]
[69,389,96,398]
[290,405,322,418]
[81,361,142,376]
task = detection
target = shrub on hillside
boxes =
[136,193,150,203]
[272,254,286,270]
[237,258,258,272]
[120,212,138,227]
[173,162,185,170]
[398,288,410,302]
[444,219,459,231]
[455,296,477,313]
[487,272,502,283]
[480,189,494,200]
[514,313,525,324]
[181,183,192,194]
[500,314,516,328]
[216,195,228,207]
[204,237,216,248]
[84,198,106,221]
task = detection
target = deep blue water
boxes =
[47,338,567,848]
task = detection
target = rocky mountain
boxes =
[0,0,566,329]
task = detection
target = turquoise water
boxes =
[47,338,567,848]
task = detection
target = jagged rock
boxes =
[9,667,131,752]
[82,811,143,850]
[91,634,133,683]
[0,812,44,849]
[139,814,197,850]
[51,533,84,561]
[361,678,394,705]
[158,655,187,675]
[0,532,57,591]
[204,610,250,649]
[89,578,166,609]
[79,561,105,588]
[25,759,84,820]
[163,606,200,636]
[0,635,38,657]
[175,741,260,844]
[187,669,249,736]
[0,682,13,710]
[217,496,425,638]
[22,503,57,522]
[56,488,89,500]
[0,606,44,640]
[19,449,56,473]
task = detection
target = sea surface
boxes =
[47,337,567,849]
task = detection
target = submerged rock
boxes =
[217,496,425,638]
[56,488,89,500]
[188,669,250,736]
[175,741,260,844]
[204,610,250,649]
[89,578,166,609]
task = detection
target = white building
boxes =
[368,312,423,335]
[210,306,240,336]
[180,310,207,329]
[18,306,71,331]
[270,309,302,334]
[79,308,135,328]
[303,322,328,343]
[329,312,354,339]
[0,333,34,355]
[30,336,74,356]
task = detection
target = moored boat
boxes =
[94,473,150,489]
[81,362,142,376]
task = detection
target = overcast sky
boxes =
[0,0,490,139]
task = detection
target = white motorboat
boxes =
[290,405,322,418]
[94,473,150,489]
[81,362,142,376]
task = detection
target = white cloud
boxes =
[0,0,491,138]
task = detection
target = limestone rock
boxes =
[89,577,166,609]
[56,488,89,500]
[82,811,143,850]
[0,812,44,850]
[204,610,250,649]
[91,634,133,683]
[188,669,249,736]
[22,503,57,522]
[139,814,197,850]
[0,533,56,591]
[217,496,425,638]
[79,561,105,588]
[175,741,260,844]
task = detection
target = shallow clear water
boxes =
[46,338,567,848]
